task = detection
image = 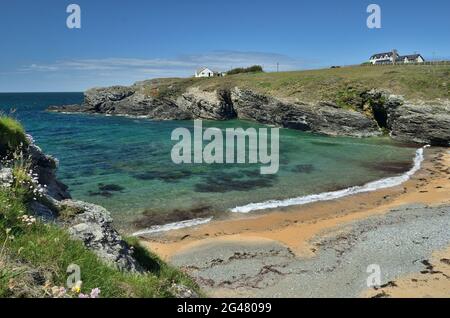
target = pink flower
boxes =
[90,288,101,298]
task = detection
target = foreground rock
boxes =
[48,82,449,145]
[59,200,143,273]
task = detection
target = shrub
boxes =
[227,65,264,75]
[0,116,28,156]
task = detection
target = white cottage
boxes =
[397,54,425,64]
[369,51,399,64]
[369,51,425,65]
[194,67,224,78]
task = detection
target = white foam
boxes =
[231,146,428,213]
[131,217,213,236]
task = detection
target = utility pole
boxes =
[277,62,279,72]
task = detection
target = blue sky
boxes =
[0,0,449,92]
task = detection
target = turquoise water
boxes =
[0,93,417,231]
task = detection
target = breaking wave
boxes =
[231,146,428,213]
[131,217,213,236]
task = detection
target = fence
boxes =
[359,60,450,67]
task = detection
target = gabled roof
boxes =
[196,67,212,74]
[370,52,398,59]
[398,54,424,60]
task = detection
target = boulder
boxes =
[61,200,143,273]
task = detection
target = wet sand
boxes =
[363,246,450,298]
[139,148,450,297]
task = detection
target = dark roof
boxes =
[398,54,424,61]
[196,67,208,74]
[370,52,395,59]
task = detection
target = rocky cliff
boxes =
[48,83,450,146]
[0,137,143,272]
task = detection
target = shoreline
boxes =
[139,147,450,297]
[132,145,424,237]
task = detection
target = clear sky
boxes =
[0,0,449,92]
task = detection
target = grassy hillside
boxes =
[137,64,450,103]
[0,115,28,157]
[0,117,200,298]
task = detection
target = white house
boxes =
[369,51,425,65]
[194,67,224,78]
[397,54,425,64]
[369,51,399,64]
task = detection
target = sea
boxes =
[0,93,418,233]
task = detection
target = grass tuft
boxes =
[0,116,28,156]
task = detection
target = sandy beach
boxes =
[140,147,450,297]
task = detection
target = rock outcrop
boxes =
[231,88,381,137]
[28,141,71,201]
[48,83,450,145]
[59,200,143,273]
[0,139,142,273]
[387,101,450,146]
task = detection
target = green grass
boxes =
[0,185,200,298]
[0,132,201,298]
[138,64,450,103]
[0,116,28,156]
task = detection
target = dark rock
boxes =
[28,143,71,201]
[291,164,315,174]
[98,183,124,192]
[60,200,143,273]
[387,100,450,146]
[178,87,237,120]
[47,83,450,145]
[231,88,382,137]
[135,205,213,228]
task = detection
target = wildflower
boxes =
[71,280,82,294]
[8,279,16,291]
[90,288,101,298]
[51,286,67,298]
[78,288,101,299]
[19,215,36,226]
